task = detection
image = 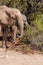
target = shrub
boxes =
[20,13,43,51]
[33,14,43,32]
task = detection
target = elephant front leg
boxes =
[2,29,8,49]
[2,41,6,48]
[12,25,17,43]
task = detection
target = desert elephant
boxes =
[0,5,28,38]
[0,5,24,38]
[0,10,17,48]
[0,6,28,42]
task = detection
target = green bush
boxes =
[0,0,28,14]
[20,25,31,43]
[33,14,43,32]
[20,13,43,51]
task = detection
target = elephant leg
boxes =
[12,25,17,43]
[2,28,8,49]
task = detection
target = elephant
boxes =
[0,10,18,48]
[0,6,28,38]
[0,5,24,38]
[0,6,28,48]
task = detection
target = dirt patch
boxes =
[0,50,43,65]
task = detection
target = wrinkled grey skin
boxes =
[0,5,24,38]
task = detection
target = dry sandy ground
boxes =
[0,48,43,65]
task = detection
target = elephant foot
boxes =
[2,41,6,49]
